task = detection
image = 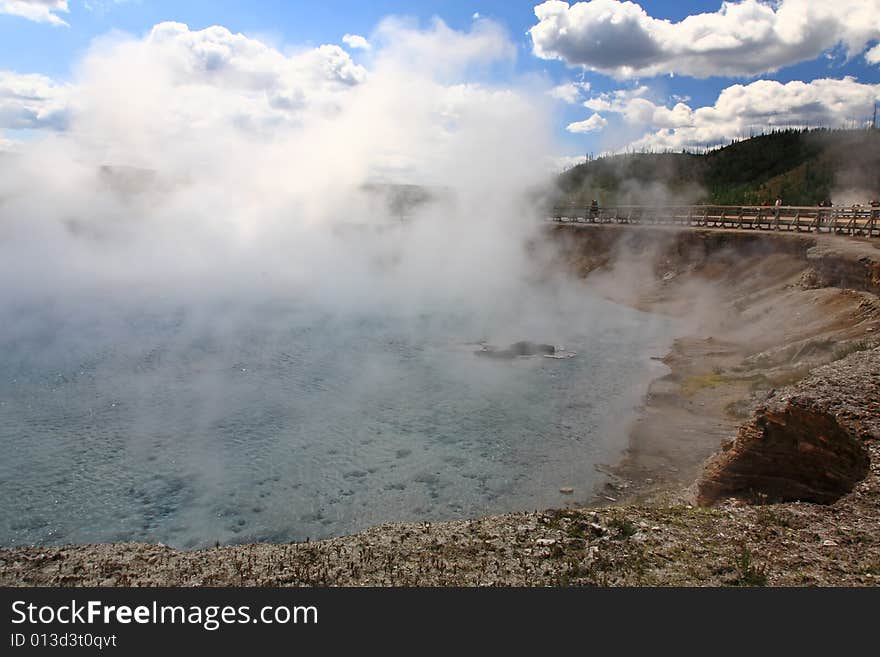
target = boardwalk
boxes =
[550,204,880,238]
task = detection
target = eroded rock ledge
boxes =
[698,346,880,505]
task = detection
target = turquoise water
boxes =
[0,296,673,548]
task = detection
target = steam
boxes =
[0,18,566,330]
[0,19,695,546]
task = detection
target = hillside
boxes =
[556,128,880,207]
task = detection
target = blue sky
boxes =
[2,1,879,163]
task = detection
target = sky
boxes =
[1,0,879,168]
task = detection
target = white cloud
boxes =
[582,85,647,112]
[566,112,607,133]
[62,21,369,147]
[0,16,558,331]
[342,33,371,50]
[608,77,880,151]
[547,81,590,103]
[143,22,366,89]
[53,18,518,162]
[373,16,515,77]
[0,0,68,25]
[0,71,71,131]
[7,18,544,188]
[547,154,588,171]
[530,0,880,78]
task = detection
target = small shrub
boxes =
[734,544,768,586]
[608,517,637,540]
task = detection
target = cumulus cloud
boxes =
[342,33,371,50]
[373,16,515,77]
[0,0,68,25]
[530,0,880,78]
[0,71,71,131]
[143,22,367,88]
[566,112,607,133]
[582,85,648,112]
[2,19,534,170]
[547,81,590,103]
[598,77,880,151]
[59,21,369,153]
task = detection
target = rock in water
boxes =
[474,341,556,358]
[509,341,556,356]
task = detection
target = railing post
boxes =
[545,204,875,238]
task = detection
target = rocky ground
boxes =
[2,226,879,586]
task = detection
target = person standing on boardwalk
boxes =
[818,197,832,227]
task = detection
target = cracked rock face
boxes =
[697,398,870,505]
[806,245,880,297]
[698,346,880,506]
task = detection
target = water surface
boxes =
[0,295,674,548]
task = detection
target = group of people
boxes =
[821,199,880,209]
[761,197,880,208]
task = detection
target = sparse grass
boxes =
[862,559,880,577]
[566,523,586,539]
[755,507,792,528]
[608,517,637,540]
[680,372,728,397]
[733,544,769,587]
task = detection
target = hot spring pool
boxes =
[0,295,674,548]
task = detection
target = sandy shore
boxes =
[3,225,879,586]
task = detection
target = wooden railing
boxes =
[549,205,880,237]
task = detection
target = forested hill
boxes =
[555,128,880,207]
